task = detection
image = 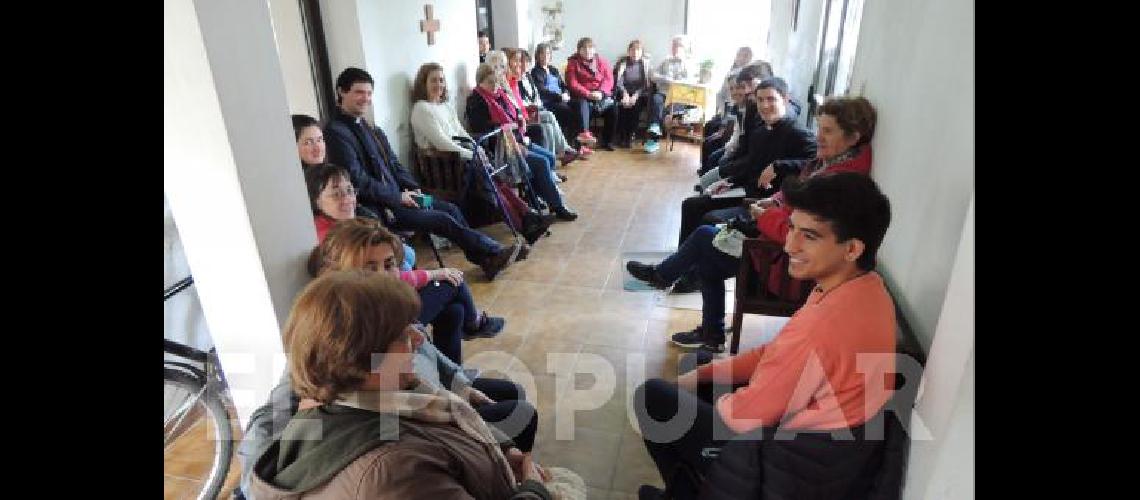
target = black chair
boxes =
[728,236,813,354]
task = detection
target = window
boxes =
[807,0,865,127]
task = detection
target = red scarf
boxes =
[473,85,520,128]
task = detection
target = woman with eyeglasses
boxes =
[293,112,427,271]
[305,164,506,364]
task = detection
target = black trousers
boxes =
[388,199,503,264]
[471,377,539,452]
[678,195,743,246]
[634,352,745,499]
[701,133,729,173]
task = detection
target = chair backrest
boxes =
[412,148,465,203]
[743,237,812,306]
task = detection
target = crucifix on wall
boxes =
[420,4,440,45]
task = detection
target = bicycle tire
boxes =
[164,367,233,500]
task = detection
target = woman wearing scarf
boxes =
[466,61,579,221]
[504,48,581,168]
[246,269,559,499]
[625,96,878,353]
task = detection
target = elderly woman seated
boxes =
[243,270,551,499]
[627,96,878,353]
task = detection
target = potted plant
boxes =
[699,59,714,84]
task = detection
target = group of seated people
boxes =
[234,34,903,500]
[483,32,752,155]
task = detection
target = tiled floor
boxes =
[163,140,789,498]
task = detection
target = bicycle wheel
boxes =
[164,367,233,500]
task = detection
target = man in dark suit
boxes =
[478,31,490,63]
[324,67,520,279]
[670,77,816,292]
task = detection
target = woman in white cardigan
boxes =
[409,62,476,160]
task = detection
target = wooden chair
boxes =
[662,81,708,151]
[728,237,814,354]
[412,148,465,205]
[402,146,470,268]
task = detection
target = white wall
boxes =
[492,0,526,49]
[165,0,317,426]
[903,196,974,500]
[322,0,479,161]
[766,0,827,107]
[526,0,686,69]
[269,0,321,118]
[770,0,975,495]
[847,0,974,349]
[768,0,974,350]
[165,196,212,353]
[319,0,366,99]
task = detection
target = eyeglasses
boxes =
[323,186,356,200]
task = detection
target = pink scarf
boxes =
[506,76,529,121]
[473,85,521,128]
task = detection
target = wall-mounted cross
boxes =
[420,4,440,45]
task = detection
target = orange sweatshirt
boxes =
[697,272,896,432]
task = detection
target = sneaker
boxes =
[670,326,706,349]
[560,150,579,167]
[578,146,593,158]
[626,261,669,289]
[647,123,662,139]
[638,485,665,500]
[577,131,597,146]
[515,242,532,261]
[521,214,555,245]
[670,272,700,294]
[481,243,521,280]
[698,340,726,354]
[643,139,660,154]
[554,206,579,221]
[464,312,505,339]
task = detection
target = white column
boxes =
[904,194,975,499]
[165,0,316,427]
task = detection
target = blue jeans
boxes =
[471,378,538,452]
[655,225,740,338]
[389,198,503,264]
[418,281,480,328]
[416,283,466,363]
[524,143,566,211]
[635,374,741,500]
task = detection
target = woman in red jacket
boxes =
[564,37,618,151]
[752,96,877,243]
[626,96,877,352]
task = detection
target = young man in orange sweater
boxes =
[634,172,895,499]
